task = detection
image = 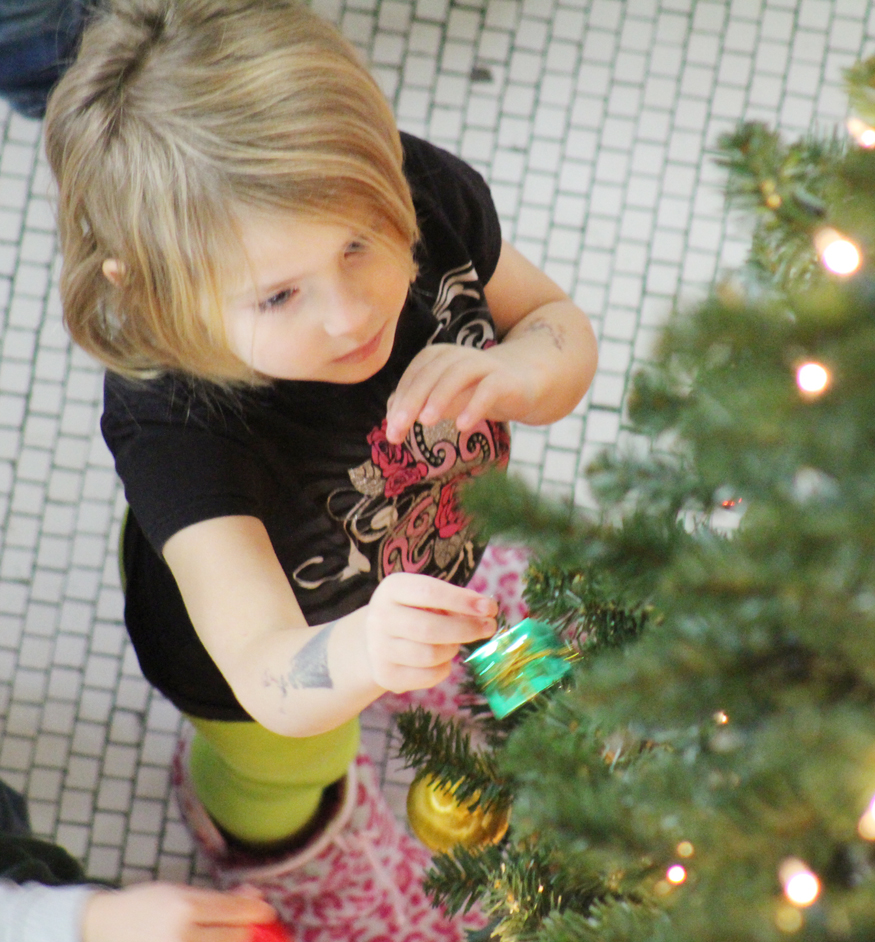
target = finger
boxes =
[398,353,482,426]
[379,638,461,668]
[384,608,496,646]
[390,345,446,402]
[388,350,482,440]
[230,884,268,900]
[420,384,476,428]
[386,349,450,441]
[455,376,504,431]
[187,890,276,925]
[389,381,470,441]
[189,927,264,942]
[378,573,498,617]
[418,364,496,427]
[385,404,414,444]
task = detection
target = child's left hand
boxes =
[385,343,537,444]
[385,239,598,446]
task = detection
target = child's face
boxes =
[225,212,412,383]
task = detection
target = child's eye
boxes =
[345,239,368,257]
[258,288,296,312]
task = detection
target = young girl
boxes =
[44,1,598,939]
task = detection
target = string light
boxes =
[795,362,830,396]
[676,840,695,858]
[814,227,862,276]
[857,794,875,840]
[847,117,875,148]
[779,858,820,907]
[666,864,687,884]
[714,710,729,724]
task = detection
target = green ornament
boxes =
[465,618,573,718]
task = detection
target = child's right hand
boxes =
[363,573,497,693]
[82,883,278,942]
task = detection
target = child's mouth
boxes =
[334,325,385,364]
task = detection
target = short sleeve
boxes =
[400,133,503,286]
[101,374,269,554]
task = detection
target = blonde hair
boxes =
[45,0,418,384]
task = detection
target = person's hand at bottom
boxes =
[82,882,278,942]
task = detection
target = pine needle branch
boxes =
[394,707,513,809]
[425,840,618,941]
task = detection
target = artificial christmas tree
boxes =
[397,58,875,941]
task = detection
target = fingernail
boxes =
[475,597,496,614]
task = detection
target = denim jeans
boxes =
[0,0,86,117]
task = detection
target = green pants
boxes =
[187,715,360,845]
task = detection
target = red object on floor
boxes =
[249,922,293,942]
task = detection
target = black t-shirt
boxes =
[102,134,509,720]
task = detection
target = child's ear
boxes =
[102,259,126,287]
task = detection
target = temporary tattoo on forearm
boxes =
[262,622,336,700]
[521,318,565,351]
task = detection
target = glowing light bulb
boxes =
[796,362,830,395]
[714,710,729,724]
[785,871,819,906]
[666,864,687,884]
[858,795,875,840]
[814,228,862,275]
[847,117,875,148]
[822,239,861,274]
[779,858,820,907]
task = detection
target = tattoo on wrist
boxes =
[263,621,336,698]
[522,318,565,351]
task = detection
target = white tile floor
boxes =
[0,0,873,889]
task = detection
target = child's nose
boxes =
[322,281,370,337]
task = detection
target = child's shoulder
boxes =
[400,133,492,207]
[102,370,260,431]
[401,134,502,288]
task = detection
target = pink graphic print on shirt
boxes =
[366,425,430,498]
[292,260,508,592]
[348,417,509,583]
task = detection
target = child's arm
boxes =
[162,243,574,739]
[162,516,497,737]
[385,240,598,444]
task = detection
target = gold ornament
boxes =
[406,773,510,853]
